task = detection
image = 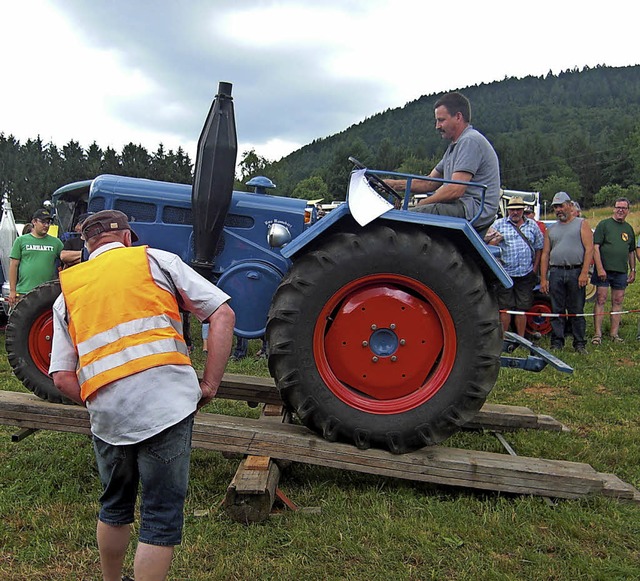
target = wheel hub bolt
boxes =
[391,356,397,362]
[371,324,377,330]
[362,340,368,347]
[399,339,406,346]
[372,356,379,363]
[390,323,396,330]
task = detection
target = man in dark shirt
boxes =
[60,213,92,268]
[591,198,635,343]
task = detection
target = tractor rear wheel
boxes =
[5,281,69,403]
[267,224,503,454]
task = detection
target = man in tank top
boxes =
[540,191,594,354]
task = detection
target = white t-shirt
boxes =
[49,242,230,445]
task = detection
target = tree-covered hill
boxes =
[265,64,640,209]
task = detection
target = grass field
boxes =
[1,208,640,580]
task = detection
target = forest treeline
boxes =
[2,64,640,221]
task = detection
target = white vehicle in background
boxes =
[0,196,19,317]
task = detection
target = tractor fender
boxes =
[282,204,512,288]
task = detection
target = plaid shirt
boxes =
[493,217,544,277]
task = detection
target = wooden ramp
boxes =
[0,388,637,511]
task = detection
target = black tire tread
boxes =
[5,281,70,404]
[267,223,502,454]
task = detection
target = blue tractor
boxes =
[6,83,512,454]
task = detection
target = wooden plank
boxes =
[0,390,634,502]
[214,374,569,432]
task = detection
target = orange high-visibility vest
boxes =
[59,245,191,401]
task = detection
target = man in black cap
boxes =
[50,209,235,581]
[8,208,63,306]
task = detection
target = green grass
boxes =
[2,277,640,579]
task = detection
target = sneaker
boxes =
[575,345,588,355]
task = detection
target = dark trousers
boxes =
[549,268,586,348]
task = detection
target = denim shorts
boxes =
[92,413,194,546]
[590,270,628,290]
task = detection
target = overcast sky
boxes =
[1,0,638,166]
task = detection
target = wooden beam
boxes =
[223,404,288,523]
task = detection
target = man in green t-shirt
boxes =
[591,198,636,343]
[8,208,63,307]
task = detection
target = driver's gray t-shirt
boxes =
[435,125,500,227]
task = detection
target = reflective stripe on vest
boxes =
[59,245,191,401]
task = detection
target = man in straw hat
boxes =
[489,196,544,340]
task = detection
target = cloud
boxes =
[1,0,639,166]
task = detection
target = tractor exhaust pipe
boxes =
[191,81,238,278]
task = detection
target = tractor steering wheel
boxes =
[349,157,403,203]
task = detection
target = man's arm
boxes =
[533,249,542,275]
[385,168,442,195]
[199,302,235,408]
[579,219,594,288]
[416,170,472,206]
[60,249,82,267]
[540,232,551,294]
[592,243,605,280]
[52,371,84,405]
[8,258,19,306]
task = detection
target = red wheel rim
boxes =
[313,274,456,414]
[526,300,553,336]
[28,310,54,375]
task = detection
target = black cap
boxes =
[82,210,139,242]
[32,209,52,222]
[75,212,93,227]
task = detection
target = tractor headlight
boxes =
[267,223,291,248]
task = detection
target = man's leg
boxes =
[548,270,566,347]
[92,436,138,581]
[610,288,625,337]
[136,415,193,581]
[513,273,535,338]
[514,314,527,337]
[97,521,131,581]
[593,286,608,338]
[496,286,513,333]
[134,543,174,581]
[567,270,587,348]
[412,200,466,218]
